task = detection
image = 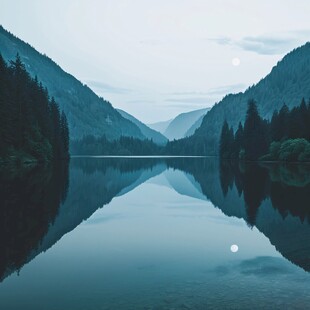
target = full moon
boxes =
[230,244,239,252]
[232,57,241,66]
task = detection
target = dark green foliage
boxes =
[243,99,269,160]
[263,139,310,162]
[71,135,163,156]
[219,98,310,162]
[0,26,144,141]
[193,43,310,155]
[233,122,244,158]
[0,54,69,162]
[219,120,234,159]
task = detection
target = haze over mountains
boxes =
[116,109,167,145]
[192,43,310,154]
[149,108,210,141]
[0,25,208,145]
[1,25,309,154]
[148,119,172,136]
[0,26,144,141]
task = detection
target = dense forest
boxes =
[0,54,69,163]
[70,98,310,161]
[71,135,163,156]
[219,99,310,161]
[0,26,145,141]
[190,43,310,156]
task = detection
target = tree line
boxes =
[0,54,69,163]
[71,135,162,156]
[220,99,310,161]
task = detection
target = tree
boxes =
[219,120,234,158]
[0,55,70,162]
[233,122,244,158]
[61,112,70,158]
[243,99,268,160]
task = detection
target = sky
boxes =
[1,0,310,123]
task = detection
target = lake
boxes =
[0,157,310,309]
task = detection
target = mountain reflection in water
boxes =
[0,157,309,309]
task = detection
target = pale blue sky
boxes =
[1,0,310,123]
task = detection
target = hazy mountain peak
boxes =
[164,108,210,140]
[116,109,168,145]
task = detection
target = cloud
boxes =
[169,84,246,97]
[237,36,299,55]
[86,80,132,94]
[210,30,310,55]
[165,97,211,104]
[206,83,247,96]
[164,103,209,109]
[139,39,164,46]
[165,83,247,109]
[127,99,155,104]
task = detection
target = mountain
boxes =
[116,109,168,145]
[185,109,210,137]
[164,108,210,140]
[148,119,172,134]
[193,42,310,155]
[0,25,144,141]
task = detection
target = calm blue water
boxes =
[0,158,309,309]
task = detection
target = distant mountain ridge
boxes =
[149,108,210,141]
[0,25,144,141]
[164,108,210,140]
[193,42,310,155]
[185,110,210,137]
[148,119,172,134]
[117,109,168,145]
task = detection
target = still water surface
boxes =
[0,158,310,309]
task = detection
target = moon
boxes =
[232,57,241,66]
[230,244,239,253]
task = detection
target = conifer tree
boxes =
[243,99,268,160]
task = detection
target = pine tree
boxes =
[219,120,234,158]
[50,97,61,158]
[61,111,70,158]
[0,55,70,162]
[243,99,268,160]
[233,122,244,158]
[0,54,10,153]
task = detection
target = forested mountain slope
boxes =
[0,25,144,141]
[194,43,310,155]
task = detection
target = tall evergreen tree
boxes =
[219,120,234,158]
[61,112,70,158]
[243,99,268,160]
[0,55,70,162]
[233,122,244,158]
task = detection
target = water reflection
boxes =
[0,157,309,308]
[0,162,69,281]
[216,161,310,271]
[218,161,310,225]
